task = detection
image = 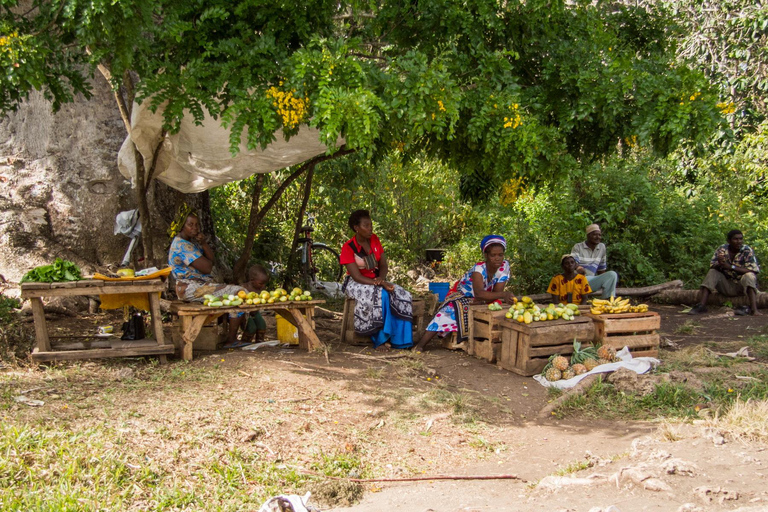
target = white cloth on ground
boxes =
[533,347,660,389]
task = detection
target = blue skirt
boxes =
[371,288,413,349]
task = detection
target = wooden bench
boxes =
[169,300,325,360]
[340,298,426,345]
[20,279,174,364]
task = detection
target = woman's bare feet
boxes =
[375,342,392,352]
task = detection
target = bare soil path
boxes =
[5,303,768,511]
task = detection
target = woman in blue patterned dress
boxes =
[168,213,248,347]
[413,235,516,352]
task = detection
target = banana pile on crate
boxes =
[589,296,649,315]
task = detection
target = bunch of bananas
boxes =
[589,296,648,315]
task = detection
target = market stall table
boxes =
[169,300,325,361]
[20,279,173,363]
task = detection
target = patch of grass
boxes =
[469,435,505,454]
[363,367,384,379]
[554,458,595,476]
[701,368,768,405]
[555,378,702,420]
[707,399,768,442]
[659,346,741,371]
[674,320,702,335]
[425,389,469,415]
[556,366,768,421]
[547,387,564,399]
[311,451,367,479]
[0,421,325,510]
[745,335,768,360]
[393,355,425,372]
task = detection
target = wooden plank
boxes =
[628,348,659,358]
[276,307,323,351]
[602,316,660,334]
[528,343,576,358]
[30,344,175,363]
[50,340,112,350]
[474,322,492,339]
[22,282,167,298]
[440,334,466,351]
[148,292,166,347]
[29,298,51,352]
[170,300,324,315]
[20,283,51,290]
[340,298,354,344]
[110,339,164,349]
[50,281,78,289]
[76,280,105,287]
[469,338,501,363]
[602,333,660,350]
[587,311,660,322]
[181,315,210,361]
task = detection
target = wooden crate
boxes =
[497,316,595,376]
[172,323,223,351]
[467,306,507,363]
[588,311,660,358]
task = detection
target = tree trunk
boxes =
[230,147,356,284]
[133,144,155,266]
[615,280,684,297]
[653,289,768,308]
[284,164,315,289]
[232,174,266,282]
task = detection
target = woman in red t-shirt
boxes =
[340,209,414,350]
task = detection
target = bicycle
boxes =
[295,214,344,295]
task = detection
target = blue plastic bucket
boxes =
[428,282,451,302]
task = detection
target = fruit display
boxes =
[488,301,503,311]
[539,340,618,382]
[505,296,581,324]
[589,296,649,315]
[202,287,313,307]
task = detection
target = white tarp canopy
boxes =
[117,99,343,193]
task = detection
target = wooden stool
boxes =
[340,298,426,345]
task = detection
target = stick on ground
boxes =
[538,374,600,419]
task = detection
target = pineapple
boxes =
[597,358,612,366]
[561,367,576,380]
[551,354,569,371]
[583,358,600,371]
[597,345,616,361]
[544,367,562,381]
[570,340,599,365]
[572,363,587,375]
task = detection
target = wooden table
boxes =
[20,279,174,364]
[169,300,325,361]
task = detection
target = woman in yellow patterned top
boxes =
[547,255,592,305]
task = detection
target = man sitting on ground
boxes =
[689,229,760,316]
[570,224,618,299]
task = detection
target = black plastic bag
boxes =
[121,312,146,340]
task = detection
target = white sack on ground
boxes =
[117,99,344,193]
[534,347,660,389]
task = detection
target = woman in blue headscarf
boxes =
[413,235,516,352]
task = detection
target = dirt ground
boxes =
[6,303,768,511]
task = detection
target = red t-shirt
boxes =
[339,234,384,279]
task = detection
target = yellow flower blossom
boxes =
[267,86,309,129]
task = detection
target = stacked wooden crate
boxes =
[588,311,660,358]
[497,316,595,376]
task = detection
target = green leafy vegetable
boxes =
[21,258,83,283]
